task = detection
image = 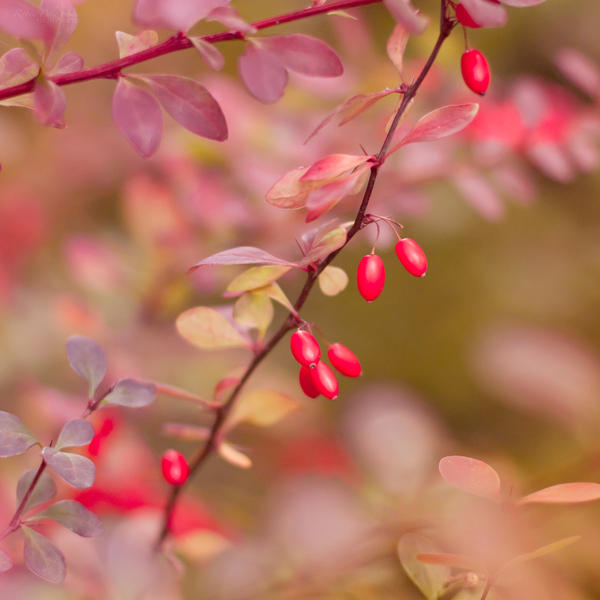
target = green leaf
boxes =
[176,306,251,350]
[234,292,274,340]
[22,526,66,584]
[229,390,298,429]
[225,265,291,296]
[0,411,38,457]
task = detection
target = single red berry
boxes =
[357,254,385,302]
[310,361,339,400]
[161,449,189,486]
[299,365,321,398]
[455,4,481,28]
[461,49,491,96]
[328,343,362,378]
[290,330,321,368]
[395,238,428,278]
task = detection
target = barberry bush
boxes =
[1,0,600,598]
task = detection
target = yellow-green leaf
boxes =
[260,283,296,314]
[176,307,251,350]
[318,265,348,296]
[229,389,298,428]
[501,536,581,572]
[233,292,274,340]
[226,265,291,296]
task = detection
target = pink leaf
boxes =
[301,154,370,182]
[207,6,256,34]
[0,48,38,86]
[132,0,230,32]
[137,74,227,141]
[112,78,163,158]
[190,36,225,71]
[386,24,410,74]
[438,455,502,500]
[238,43,287,104]
[398,103,480,147]
[260,34,343,77]
[50,50,83,75]
[459,0,507,28]
[0,0,50,41]
[40,0,77,59]
[417,553,485,572]
[33,78,66,128]
[265,166,312,209]
[555,48,600,98]
[382,0,428,34]
[500,0,546,5]
[115,30,158,59]
[189,246,298,271]
[453,167,505,221]
[519,482,600,505]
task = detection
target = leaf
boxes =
[395,103,480,149]
[386,24,410,75]
[214,375,241,403]
[17,469,57,512]
[0,411,38,457]
[301,153,370,182]
[31,500,102,537]
[225,265,292,296]
[0,0,51,41]
[229,389,298,428]
[318,265,348,296]
[438,455,501,500]
[163,423,211,441]
[190,36,225,71]
[265,166,313,209]
[0,550,12,573]
[300,224,349,266]
[260,34,343,77]
[112,78,163,157]
[218,441,252,469]
[458,0,508,27]
[103,379,156,408]
[42,447,95,489]
[382,0,428,34]
[501,536,580,572]
[417,552,485,572]
[115,29,158,59]
[66,335,107,398]
[50,51,83,75]
[238,42,288,104]
[132,0,229,32]
[190,246,298,270]
[260,283,296,314]
[500,0,547,6]
[137,74,227,141]
[22,526,66,584]
[0,48,39,86]
[40,0,77,60]
[206,6,256,34]
[519,482,600,505]
[33,78,66,128]
[555,48,600,98]
[55,419,94,450]
[176,306,251,350]
[233,292,273,340]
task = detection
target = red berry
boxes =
[161,449,189,486]
[328,344,362,378]
[310,361,339,400]
[299,365,321,398]
[461,49,490,96]
[357,254,385,302]
[290,330,321,367]
[395,238,428,277]
[455,4,481,28]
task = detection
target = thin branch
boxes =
[155,0,455,548]
[0,0,383,102]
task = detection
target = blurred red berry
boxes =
[290,330,321,368]
[357,254,385,302]
[299,365,321,398]
[161,449,189,486]
[395,238,428,277]
[328,343,362,378]
[461,49,491,96]
[310,361,339,400]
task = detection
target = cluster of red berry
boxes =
[290,330,362,400]
[357,238,428,302]
[455,2,493,96]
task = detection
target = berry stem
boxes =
[154,0,456,548]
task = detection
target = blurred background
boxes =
[1,0,600,598]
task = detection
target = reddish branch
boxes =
[0,0,382,102]
[155,0,456,547]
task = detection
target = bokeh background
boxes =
[1,0,600,598]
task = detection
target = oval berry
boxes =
[328,343,362,378]
[290,330,321,368]
[461,49,490,96]
[357,254,385,302]
[395,238,428,278]
[161,449,189,486]
[299,365,320,398]
[310,361,339,400]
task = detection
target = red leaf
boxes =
[386,24,410,74]
[260,34,343,77]
[40,0,78,59]
[112,78,163,158]
[0,0,50,41]
[132,0,229,32]
[137,74,227,141]
[301,154,370,182]
[438,455,501,500]
[459,0,507,28]
[519,482,600,505]
[33,78,66,128]
[189,246,298,271]
[238,43,288,104]
[265,166,312,209]
[382,0,428,34]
